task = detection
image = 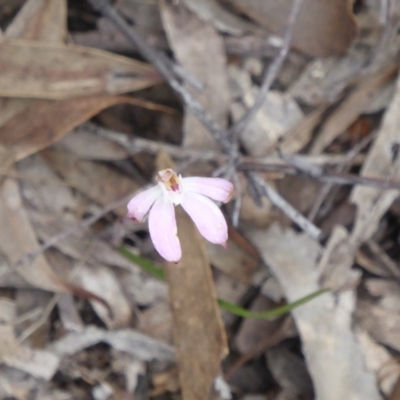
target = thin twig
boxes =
[246,171,322,240]
[307,132,376,221]
[85,0,231,152]
[228,0,303,139]
[85,0,319,240]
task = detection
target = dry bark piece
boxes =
[0,40,161,99]
[160,0,230,149]
[229,0,357,57]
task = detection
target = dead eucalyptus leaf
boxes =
[41,149,139,214]
[229,0,357,57]
[4,0,67,43]
[246,224,381,400]
[351,69,400,244]
[183,0,257,35]
[0,39,161,99]
[160,1,230,149]
[0,95,162,161]
[157,152,228,400]
[0,177,111,313]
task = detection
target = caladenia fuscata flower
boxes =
[127,169,234,263]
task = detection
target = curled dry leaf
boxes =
[229,0,357,57]
[0,40,161,99]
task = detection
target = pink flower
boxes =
[127,169,233,262]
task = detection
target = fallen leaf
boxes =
[0,177,111,313]
[0,95,170,161]
[357,329,400,396]
[0,298,59,380]
[55,125,128,160]
[0,39,161,99]
[4,0,67,43]
[183,0,257,35]
[356,300,400,353]
[160,0,230,149]
[157,151,228,400]
[310,66,397,153]
[246,224,381,400]
[350,68,400,244]
[41,149,139,214]
[166,208,228,400]
[229,0,357,57]
[50,325,175,362]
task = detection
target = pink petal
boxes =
[182,177,233,203]
[127,186,161,222]
[181,192,228,245]
[148,197,181,263]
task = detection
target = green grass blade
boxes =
[118,247,165,280]
[218,289,328,319]
[119,246,328,320]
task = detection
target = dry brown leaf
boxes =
[55,125,128,160]
[356,301,400,353]
[289,52,369,106]
[0,39,161,99]
[0,298,59,380]
[350,68,400,244]
[183,0,257,35]
[4,0,67,43]
[0,0,67,131]
[160,0,230,149]
[74,263,132,329]
[246,224,381,400]
[41,149,139,214]
[167,209,228,400]
[50,325,175,362]
[357,329,400,396]
[0,95,157,161]
[311,66,397,154]
[0,177,111,314]
[157,152,227,400]
[229,0,357,57]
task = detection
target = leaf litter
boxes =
[1,0,400,399]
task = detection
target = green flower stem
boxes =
[119,247,328,320]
